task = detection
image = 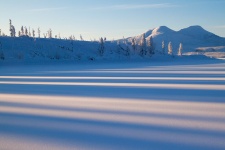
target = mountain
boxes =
[126,25,225,54]
[178,25,224,43]
[0,25,225,62]
[152,26,175,35]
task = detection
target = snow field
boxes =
[0,61,225,150]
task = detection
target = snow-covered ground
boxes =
[0,57,225,150]
[1,25,225,63]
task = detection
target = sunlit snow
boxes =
[0,60,225,150]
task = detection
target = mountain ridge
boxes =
[126,25,225,54]
[1,25,225,62]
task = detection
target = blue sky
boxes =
[1,0,225,40]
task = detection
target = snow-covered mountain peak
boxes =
[178,25,214,37]
[152,26,174,35]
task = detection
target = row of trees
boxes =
[168,41,183,56]
[97,33,183,57]
[1,19,87,40]
[132,33,183,57]
[138,34,155,57]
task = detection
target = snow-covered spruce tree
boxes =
[98,37,104,56]
[58,33,61,39]
[48,29,52,38]
[12,26,16,37]
[28,27,31,37]
[38,28,41,38]
[168,42,173,55]
[178,43,183,56]
[139,33,146,57]
[9,19,16,37]
[162,40,165,54]
[9,19,12,37]
[32,29,35,38]
[147,36,154,55]
[80,35,83,41]
[131,38,136,51]
[21,26,24,36]
[25,27,28,36]
[117,41,121,58]
[125,44,130,58]
[0,29,1,36]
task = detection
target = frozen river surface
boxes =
[1,60,225,150]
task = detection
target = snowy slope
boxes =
[0,36,124,62]
[1,25,225,63]
[126,25,225,56]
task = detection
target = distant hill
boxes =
[0,25,225,62]
[125,25,225,54]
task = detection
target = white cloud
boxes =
[92,3,177,10]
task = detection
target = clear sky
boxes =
[1,0,225,40]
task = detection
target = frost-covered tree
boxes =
[139,33,146,57]
[32,29,35,38]
[9,19,12,36]
[9,19,16,37]
[80,35,84,41]
[147,36,154,55]
[125,44,130,58]
[21,26,24,36]
[48,29,52,38]
[28,27,31,37]
[38,27,41,38]
[98,37,104,56]
[18,31,21,37]
[168,42,173,55]
[43,33,47,38]
[178,43,183,56]
[117,41,121,58]
[0,29,1,36]
[25,27,28,36]
[58,33,61,39]
[12,26,16,37]
[162,40,165,54]
[131,38,136,51]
